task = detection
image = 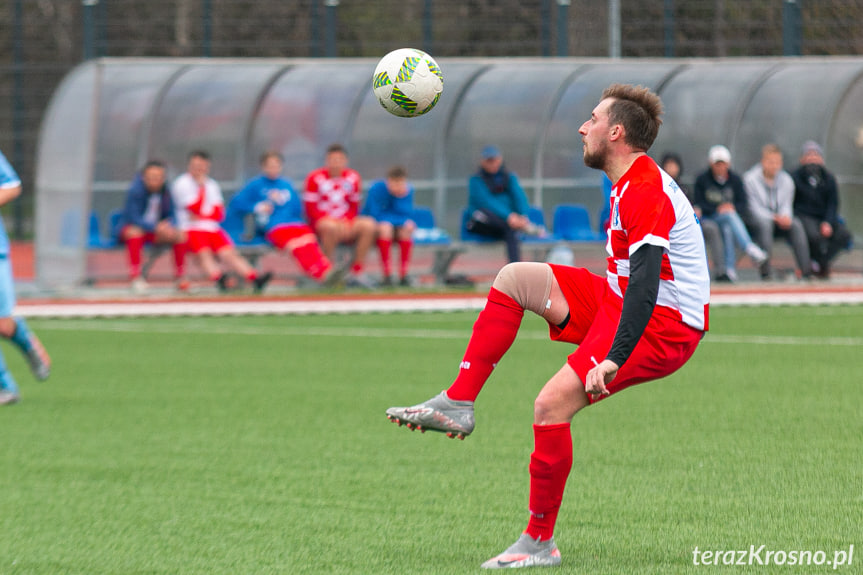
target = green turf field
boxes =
[1,305,860,574]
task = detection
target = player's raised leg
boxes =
[386,262,568,438]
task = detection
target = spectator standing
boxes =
[742,144,811,280]
[0,149,51,405]
[228,152,337,284]
[117,160,187,293]
[172,150,272,293]
[791,141,853,279]
[304,144,377,288]
[465,146,538,263]
[363,166,416,286]
[693,146,767,282]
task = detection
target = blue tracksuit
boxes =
[117,174,176,235]
[228,175,305,232]
[362,180,414,227]
[468,168,529,220]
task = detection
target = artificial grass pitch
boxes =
[0,306,860,574]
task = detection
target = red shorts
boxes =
[548,264,703,403]
[265,224,314,250]
[186,229,233,254]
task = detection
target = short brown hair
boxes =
[326,143,347,156]
[601,84,663,151]
[761,143,783,158]
[260,150,284,165]
[386,165,407,180]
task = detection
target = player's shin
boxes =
[446,287,524,402]
[526,423,573,541]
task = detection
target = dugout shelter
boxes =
[35,57,863,288]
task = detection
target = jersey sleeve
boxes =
[346,170,361,219]
[303,171,323,223]
[0,152,21,189]
[619,182,675,255]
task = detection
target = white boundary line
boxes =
[14,290,863,319]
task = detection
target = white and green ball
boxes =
[372,48,443,118]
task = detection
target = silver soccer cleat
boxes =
[385,391,475,440]
[481,533,562,569]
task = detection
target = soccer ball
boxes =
[372,48,443,118]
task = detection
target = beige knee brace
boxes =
[492,262,554,316]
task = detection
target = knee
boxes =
[492,262,552,316]
[0,317,16,338]
[377,222,394,240]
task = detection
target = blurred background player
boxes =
[465,145,538,263]
[117,160,187,293]
[228,151,337,285]
[791,140,853,279]
[743,144,811,280]
[387,84,709,569]
[362,165,416,286]
[693,145,767,282]
[172,150,272,293]
[0,149,51,405]
[303,144,377,288]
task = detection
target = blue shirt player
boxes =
[227,151,334,283]
[0,150,51,406]
[362,166,416,286]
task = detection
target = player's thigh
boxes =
[534,363,590,424]
[0,257,15,317]
[547,264,606,344]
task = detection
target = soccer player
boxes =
[117,160,187,292]
[386,84,710,569]
[303,144,377,288]
[362,166,416,286]
[0,149,51,405]
[228,151,337,284]
[172,150,272,293]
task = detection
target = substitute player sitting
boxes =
[362,165,415,286]
[386,84,710,569]
[172,150,272,293]
[117,160,187,293]
[303,144,377,288]
[228,151,338,285]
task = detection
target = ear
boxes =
[609,124,624,142]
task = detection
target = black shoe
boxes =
[399,276,412,287]
[253,271,273,293]
[715,273,734,283]
[381,275,393,287]
[216,273,230,292]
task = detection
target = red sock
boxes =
[398,239,412,278]
[245,270,258,282]
[526,423,573,541]
[377,238,392,277]
[127,236,144,278]
[172,243,187,278]
[292,242,331,280]
[351,262,363,274]
[446,287,523,401]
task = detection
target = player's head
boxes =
[660,152,682,180]
[479,145,503,174]
[260,151,284,180]
[580,84,663,170]
[385,165,409,198]
[799,140,824,167]
[324,143,348,176]
[708,145,731,179]
[141,160,166,193]
[760,143,784,179]
[187,150,211,180]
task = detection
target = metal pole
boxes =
[82,0,98,60]
[12,0,24,238]
[310,2,320,57]
[663,0,675,58]
[325,0,339,58]
[423,0,433,55]
[541,0,551,57]
[782,0,802,56]
[608,0,621,58]
[556,0,570,57]
[202,0,212,57]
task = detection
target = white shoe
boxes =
[481,533,562,569]
[745,243,768,266]
[131,277,149,294]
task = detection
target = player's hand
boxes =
[820,221,833,237]
[585,358,619,397]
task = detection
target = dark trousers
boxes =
[798,214,853,274]
[467,208,521,262]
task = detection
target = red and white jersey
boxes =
[172,173,225,232]
[303,167,362,225]
[606,155,710,331]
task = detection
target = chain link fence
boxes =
[2,0,863,236]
